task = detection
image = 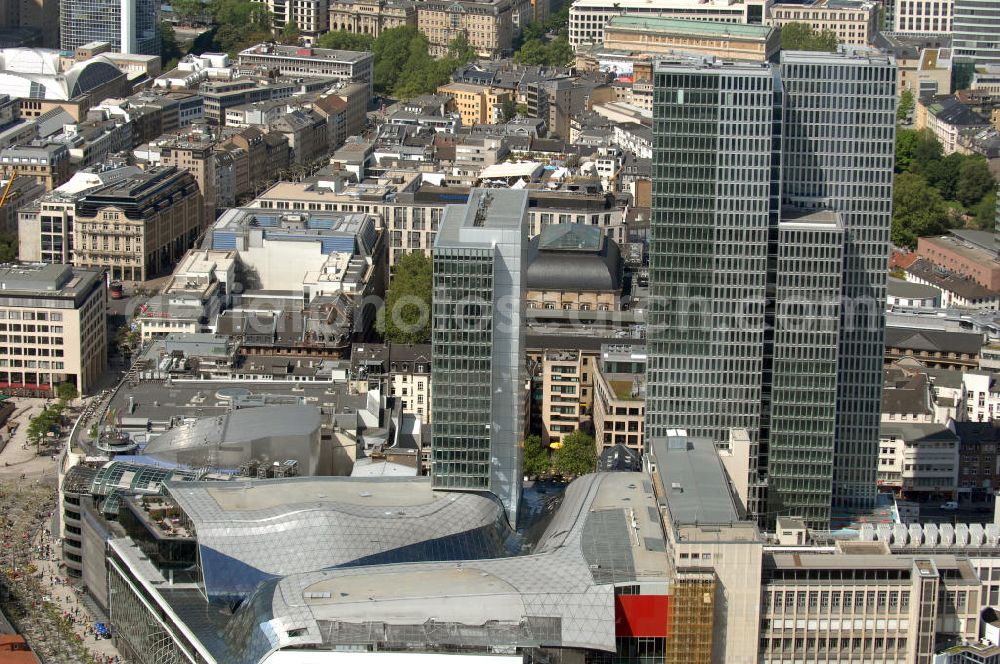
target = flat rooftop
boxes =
[607,15,774,38]
[239,44,372,64]
[0,263,100,298]
[649,433,742,526]
[435,188,528,249]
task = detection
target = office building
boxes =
[60,0,160,55]
[260,0,328,41]
[0,264,106,395]
[767,0,879,47]
[568,0,767,49]
[73,167,203,282]
[431,188,528,525]
[954,0,1000,66]
[894,0,953,33]
[236,44,375,94]
[647,50,896,529]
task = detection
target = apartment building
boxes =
[0,264,106,396]
[156,135,220,222]
[538,350,585,446]
[0,143,71,191]
[878,422,960,498]
[437,82,512,126]
[767,0,879,46]
[963,372,1000,422]
[592,343,645,454]
[73,167,204,282]
[328,0,416,36]
[389,343,431,424]
[568,0,767,49]
[416,0,514,58]
[221,127,290,194]
[917,95,991,154]
[259,0,328,41]
[236,44,374,94]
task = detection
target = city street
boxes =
[0,398,125,664]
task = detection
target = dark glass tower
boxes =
[647,51,896,529]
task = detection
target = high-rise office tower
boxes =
[953,0,1000,66]
[648,50,896,529]
[431,188,528,525]
[60,0,160,55]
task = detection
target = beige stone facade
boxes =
[767,0,878,46]
[0,264,106,395]
[593,361,644,453]
[417,0,513,59]
[328,0,416,36]
[73,167,204,282]
[437,82,512,126]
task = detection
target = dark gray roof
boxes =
[526,224,622,292]
[953,420,1000,443]
[925,95,990,128]
[648,435,741,526]
[885,326,984,355]
[881,370,932,416]
[880,421,959,443]
[888,277,940,300]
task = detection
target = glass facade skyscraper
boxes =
[953,0,1000,66]
[60,0,160,55]
[431,188,528,525]
[648,51,896,529]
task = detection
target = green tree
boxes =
[895,128,918,173]
[0,233,15,263]
[383,252,431,343]
[500,96,518,122]
[892,172,949,248]
[897,88,915,123]
[923,152,965,201]
[170,0,203,23]
[523,434,551,478]
[514,35,574,66]
[779,22,838,51]
[972,190,998,230]
[447,32,477,64]
[56,383,78,403]
[280,20,301,45]
[910,128,943,171]
[209,0,271,55]
[553,430,598,477]
[955,157,996,208]
[316,30,375,51]
[159,21,184,70]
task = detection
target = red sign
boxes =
[615,595,670,638]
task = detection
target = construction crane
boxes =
[0,170,16,209]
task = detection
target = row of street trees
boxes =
[25,383,78,450]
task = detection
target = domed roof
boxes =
[526,223,622,292]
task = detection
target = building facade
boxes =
[568,0,767,49]
[0,264,106,395]
[60,0,160,55]
[647,51,896,529]
[416,0,514,58]
[953,0,1000,67]
[236,44,375,93]
[767,0,878,46]
[73,167,204,282]
[328,0,416,36]
[894,0,953,33]
[431,188,527,525]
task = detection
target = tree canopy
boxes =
[892,172,948,248]
[896,88,915,123]
[972,191,998,231]
[316,30,374,51]
[892,128,998,246]
[513,4,573,67]
[0,233,16,263]
[523,434,551,479]
[552,430,598,478]
[369,27,477,98]
[206,0,272,55]
[779,22,839,51]
[382,252,432,344]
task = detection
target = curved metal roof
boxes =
[210,473,668,663]
[526,225,622,293]
[165,477,512,602]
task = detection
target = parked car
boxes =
[941,501,959,511]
